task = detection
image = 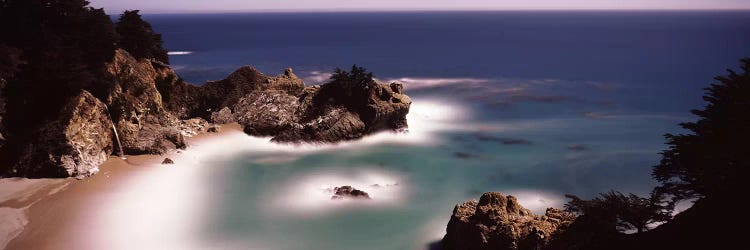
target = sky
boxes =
[89,0,750,14]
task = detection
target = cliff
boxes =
[442,192,576,250]
[0,49,411,178]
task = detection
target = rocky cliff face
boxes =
[1,49,411,178]
[443,192,576,250]
[11,91,113,178]
[104,50,187,154]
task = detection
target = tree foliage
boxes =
[0,0,118,131]
[652,58,750,202]
[317,64,377,110]
[565,191,673,234]
[0,45,24,79]
[331,65,376,92]
[116,10,169,64]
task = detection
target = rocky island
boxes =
[0,49,411,178]
[442,192,576,250]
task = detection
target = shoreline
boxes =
[0,123,244,250]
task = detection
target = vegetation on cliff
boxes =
[0,1,177,176]
[442,58,748,249]
[116,10,169,64]
[551,58,749,249]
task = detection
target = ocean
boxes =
[99,11,750,250]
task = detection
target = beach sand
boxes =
[0,123,243,250]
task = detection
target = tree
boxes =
[0,0,118,129]
[327,64,376,107]
[565,191,673,234]
[652,58,750,202]
[330,64,376,93]
[0,45,23,79]
[116,10,169,64]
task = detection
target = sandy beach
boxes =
[0,123,244,250]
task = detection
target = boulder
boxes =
[12,91,114,178]
[331,186,371,200]
[178,117,209,137]
[161,157,174,164]
[210,107,236,124]
[442,192,576,250]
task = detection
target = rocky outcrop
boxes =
[203,66,411,142]
[11,91,113,178]
[443,192,576,250]
[331,186,371,200]
[1,49,411,178]
[121,59,411,143]
[104,50,187,154]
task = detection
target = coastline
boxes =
[0,123,244,250]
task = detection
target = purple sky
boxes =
[89,0,750,14]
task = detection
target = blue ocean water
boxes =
[138,11,749,249]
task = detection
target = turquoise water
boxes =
[156,99,679,250]
[103,11,750,250]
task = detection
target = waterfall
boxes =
[105,106,126,159]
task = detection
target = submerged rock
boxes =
[207,125,219,133]
[442,192,576,250]
[12,91,113,178]
[331,186,371,200]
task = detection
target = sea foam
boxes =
[167,51,194,55]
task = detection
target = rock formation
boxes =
[442,192,576,250]
[170,65,411,143]
[331,186,371,200]
[104,50,187,154]
[11,91,114,178]
[161,158,174,164]
[1,49,411,178]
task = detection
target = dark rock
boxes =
[331,186,371,200]
[12,91,114,178]
[442,192,576,250]
[207,125,219,133]
[474,134,532,145]
[161,157,174,164]
[567,144,589,151]
[454,152,479,159]
[215,68,411,143]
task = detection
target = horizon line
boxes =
[110,8,750,15]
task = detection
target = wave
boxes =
[78,99,474,249]
[301,71,332,84]
[387,77,491,90]
[167,51,194,55]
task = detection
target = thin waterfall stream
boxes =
[104,106,125,159]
